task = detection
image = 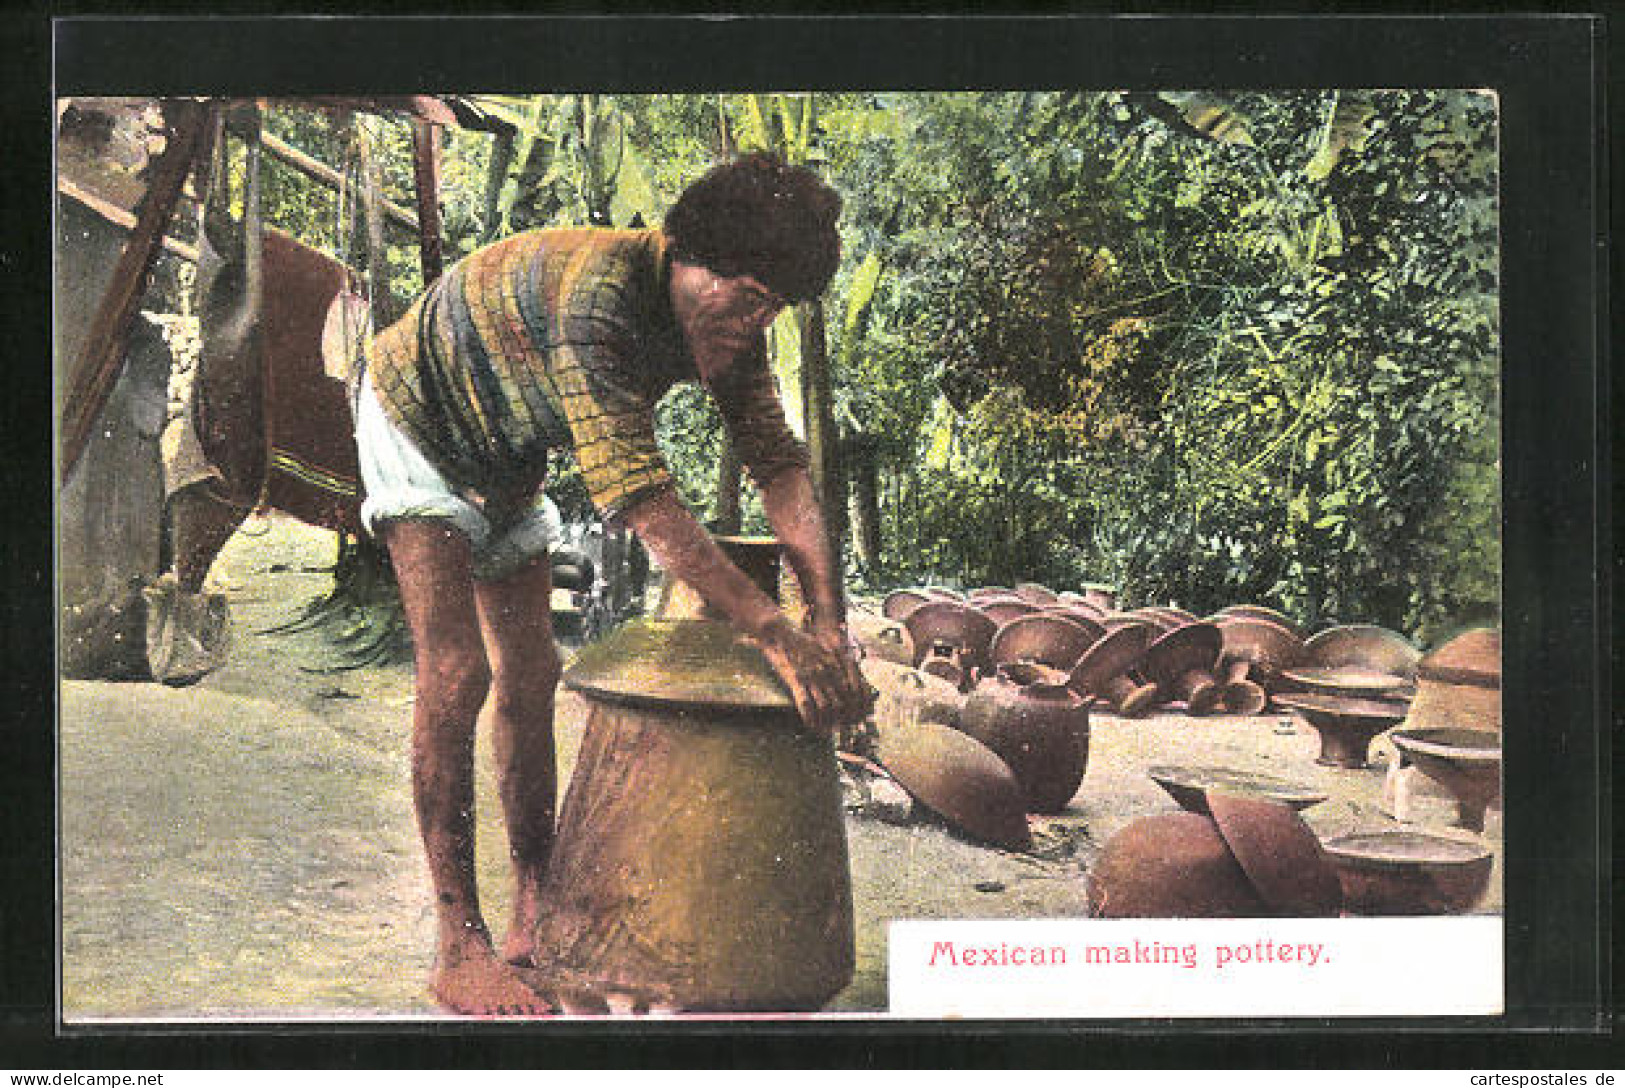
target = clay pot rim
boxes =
[1282,666,1412,698]
[1147,764,1328,812]
[1321,828,1494,871]
[1013,581,1059,605]
[1389,727,1501,762]
[1274,691,1411,723]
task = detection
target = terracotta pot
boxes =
[881,588,933,622]
[848,610,914,667]
[903,600,998,681]
[1067,623,1158,717]
[544,618,852,1011]
[1143,622,1224,715]
[1405,627,1501,734]
[1274,692,1409,769]
[1215,603,1305,642]
[1389,727,1501,832]
[1210,613,1305,693]
[874,717,1032,851]
[1322,829,1494,915]
[860,658,966,738]
[1077,583,1118,612]
[1206,793,1343,916]
[959,661,1090,814]
[1281,666,1414,701]
[1217,678,1269,715]
[1087,812,1266,918]
[989,612,1100,673]
[967,586,1014,602]
[1300,624,1421,681]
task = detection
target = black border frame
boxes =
[5,9,1611,1068]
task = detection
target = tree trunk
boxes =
[798,300,845,565]
[846,430,882,572]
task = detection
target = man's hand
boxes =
[752,615,873,737]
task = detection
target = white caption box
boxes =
[888,916,1503,1018]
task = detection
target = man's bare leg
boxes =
[472,557,561,968]
[385,520,553,1015]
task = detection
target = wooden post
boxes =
[60,98,213,481]
[355,120,394,332]
[410,118,444,284]
[711,437,743,534]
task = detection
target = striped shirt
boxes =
[365,228,808,521]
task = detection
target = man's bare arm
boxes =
[620,486,867,733]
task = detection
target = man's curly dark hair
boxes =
[663,152,842,304]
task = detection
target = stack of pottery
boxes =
[1088,791,1342,918]
[1380,627,1502,829]
[1274,624,1420,769]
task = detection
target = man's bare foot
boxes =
[499,879,545,967]
[430,938,558,1017]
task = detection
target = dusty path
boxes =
[59,515,1500,1021]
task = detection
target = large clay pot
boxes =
[874,718,1033,851]
[1405,627,1501,733]
[959,662,1090,814]
[536,616,854,1012]
[1088,812,1266,918]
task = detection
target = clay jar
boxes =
[959,661,1090,814]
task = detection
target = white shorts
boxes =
[353,372,561,582]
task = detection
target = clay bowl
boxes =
[1066,623,1158,715]
[882,589,932,622]
[1206,792,1343,916]
[989,612,1100,672]
[967,586,1015,602]
[1322,829,1494,915]
[1388,727,1502,832]
[1300,624,1422,682]
[921,586,965,602]
[1142,622,1224,715]
[1210,613,1305,691]
[1148,764,1328,815]
[903,600,998,675]
[1216,603,1305,642]
[874,717,1032,851]
[1274,692,1409,769]
[1087,811,1265,918]
[1013,581,1059,607]
[1281,666,1414,701]
[977,597,1041,628]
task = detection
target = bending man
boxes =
[354,153,870,1015]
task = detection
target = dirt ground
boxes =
[59,514,1502,1022]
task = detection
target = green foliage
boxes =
[244,92,1500,644]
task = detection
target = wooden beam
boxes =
[57,177,200,264]
[260,130,420,236]
[61,99,213,482]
